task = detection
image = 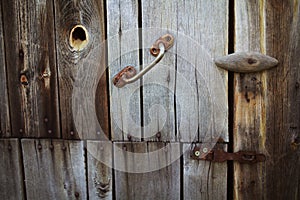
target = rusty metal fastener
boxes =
[113,34,174,88]
[191,147,266,164]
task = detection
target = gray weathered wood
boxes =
[183,143,227,200]
[215,52,278,73]
[2,0,60,137]
[234,1,300,199]
[0,139,24,200]
[176,0,229,142]
[141,1,177,141]
[114,142,180,199]
[87,141,112,199]
[22,139,86,200]
[54,0,109,139]
[0,1,10,137]
[141,0,229,142]
[107,0,142,141]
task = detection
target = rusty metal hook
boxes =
[112,34,174,88]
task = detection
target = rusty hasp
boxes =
[214,52,278,73]
[150,34,174,57]
[112,34,174,88]
[191,146,266,164]
[112,66,137,88]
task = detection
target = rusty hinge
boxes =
[191,146,266,164]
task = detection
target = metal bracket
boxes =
[191,146,266,164]
[112,34,174,88]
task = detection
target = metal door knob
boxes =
[112,34,174,88]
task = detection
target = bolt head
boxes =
[156,132,161,138]
[202,148,208,153]
[194,150,200,157]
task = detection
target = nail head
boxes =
[194,150,200,157]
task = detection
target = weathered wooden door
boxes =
[0,0,299,200]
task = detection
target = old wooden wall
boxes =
[0,0,299,200]
[233,0,300,199]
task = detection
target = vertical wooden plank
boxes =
[0,1,10,137]
[176,0,229,142]
[22,139,86,199]
[234,0,300,199]
[141,1,228,142]
[54,0,109,139]
[87,141,112,199]
[114,142,180,199]
[183,144,227,200]
[0,139,24,199]
[107,0,141,141]
[2,0,60,137]
[141,1,177,141]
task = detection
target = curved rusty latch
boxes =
[191,146,266,164]
[113,34,174,88]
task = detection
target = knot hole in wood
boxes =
[69,25,89,51]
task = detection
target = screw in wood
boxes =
[70,131,74,136]
[194,150,200,157]
[202,148,208,153]
[156,132,161,139]
[127,134,132,141]
[74,192,80,198]
[48,129,52,134]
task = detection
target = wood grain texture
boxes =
[234,0,300,199]
[141,1,177,141]
[141,0,229,142]
[0,139,24,200]
[22,139,86,199]
[215,52,278,73]
[176,0,229,142]
[0,1,10,137]
[2,0,59,137]
[114,142,180,199]
[54,0,109,139]
[87,141,112,199]
[183,143,227,200]
[107,0,142,141]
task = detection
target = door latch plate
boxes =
[191,146,266,164]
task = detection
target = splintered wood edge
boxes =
[214,52,279,73]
